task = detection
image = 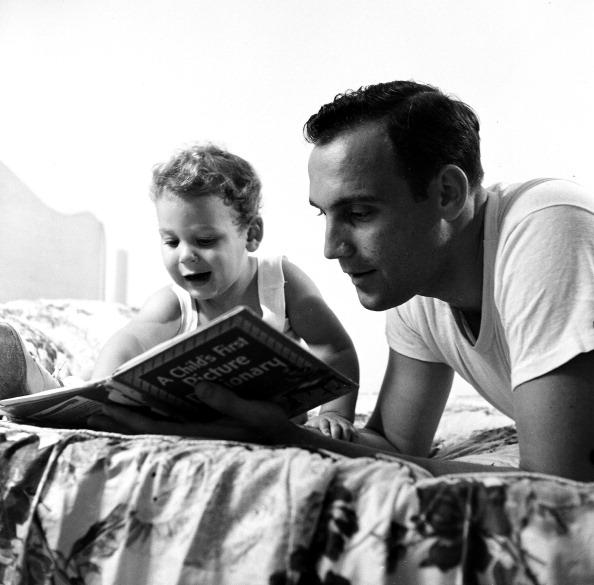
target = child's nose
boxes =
[179,243,200,264]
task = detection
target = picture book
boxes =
[0,306,358,429]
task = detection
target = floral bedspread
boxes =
[1,300,594,584]
[1,421,593,585]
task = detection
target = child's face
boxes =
[156,194,252,303]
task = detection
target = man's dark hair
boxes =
[304,80,484,199]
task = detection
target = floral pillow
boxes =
[0,300,137,380]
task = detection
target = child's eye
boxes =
[196,238,217,247]
[163,239,179,248]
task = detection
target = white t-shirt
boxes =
[386,179,594,419]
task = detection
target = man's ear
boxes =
[429,165,469,222]
[246,216,264,252]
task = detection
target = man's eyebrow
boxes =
[309,194,381,210]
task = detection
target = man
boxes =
[94,80,594,481]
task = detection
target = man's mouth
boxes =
[344,268,374,277]
[184,272,212,284]
[345,269,375,284]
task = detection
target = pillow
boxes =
[0,311,71,376]
[0,300,138,380]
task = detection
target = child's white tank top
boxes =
[170,254,299,340]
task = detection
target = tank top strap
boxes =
[170,283,199,334]
[256,255,287,333]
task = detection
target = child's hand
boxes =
[304,413,357,442]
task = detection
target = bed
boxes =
[1,163,593,584]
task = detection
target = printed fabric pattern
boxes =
[1,421,593,584]
[0,300,137,380]
[1,299,594,583]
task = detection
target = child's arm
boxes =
[92,286,182,379]
[282,258,360,441]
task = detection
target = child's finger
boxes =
[340,421,354,441]
[329,420,355,442]
[304,416,331,435]
[332,422,350,441]
[327,421,340,439]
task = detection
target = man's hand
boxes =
[88,381,295,443]
[304,412,358,442]
[88,379,524,477]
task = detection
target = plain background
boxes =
[1,0,593,409]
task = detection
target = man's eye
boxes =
[348,208,372,221]
[315,209,326,217]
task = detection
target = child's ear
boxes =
[246,216,263,252]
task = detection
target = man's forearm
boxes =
[285,424,519,476]
[356,427,404,452]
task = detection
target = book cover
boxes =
[0,306,358,428]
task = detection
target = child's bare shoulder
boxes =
[281,257,322,298]
[124,286,183,349]
[135,286,182,324]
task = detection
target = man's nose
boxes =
[324,222,353,259]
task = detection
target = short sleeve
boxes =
[385,305,443,363]
[496,202,594,388]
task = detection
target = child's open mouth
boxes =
[184,272,212,284]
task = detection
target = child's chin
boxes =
[185,284,215,300]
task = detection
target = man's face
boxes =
[308,123,445,311]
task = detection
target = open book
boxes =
[0,306,358,429]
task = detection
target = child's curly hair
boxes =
[150,143,262,229]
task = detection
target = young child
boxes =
[0,143,359,440]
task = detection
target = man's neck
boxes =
[434,187,488,314]
[459,308,482,340]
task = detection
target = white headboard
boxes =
[0,161,106,302]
